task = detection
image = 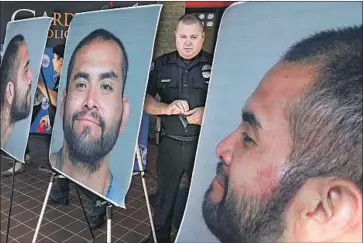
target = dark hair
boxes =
[177,13,204,31]
[53,44,65,59]
[66,28,129,94]
[0,34,25,108]
[281,25,363,192]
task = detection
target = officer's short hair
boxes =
[0,34,25,108]
[177,14,204,31]
[66,28,129,95]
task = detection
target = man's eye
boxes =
[242,132,255,144]
[101,84,113,91]
[75,83,86,88]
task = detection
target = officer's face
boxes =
[202,63,315,243]
[10,42,33,123]
[62,39,129,171]
[175,22,205,60]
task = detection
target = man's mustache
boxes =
[216,161,228,188]
[72,110,105,130]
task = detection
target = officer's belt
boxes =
[162,134,199,142]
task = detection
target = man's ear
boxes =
[60,89,67,120]
[285,177,362,243]
[5,81,15,105]
[119,96,130,135]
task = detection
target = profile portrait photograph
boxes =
[0,17,53,162]
[176,2,362,243]
[49,5,162,207]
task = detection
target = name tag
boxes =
[161,79,171,83]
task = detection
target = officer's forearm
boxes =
[144,94,169,115]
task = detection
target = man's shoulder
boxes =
[199,50,214,62]
[153,50,178,65]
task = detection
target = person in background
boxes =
[143,14,213,243]
[36,43,65,107]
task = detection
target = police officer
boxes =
[143,14,213,243]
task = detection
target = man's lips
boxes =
[77,116,100,126]
[213,175,225,189]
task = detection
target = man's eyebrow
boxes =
[242,110,262,129]
[100,71,118,80]
[73,72,89,81]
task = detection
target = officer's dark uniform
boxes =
[146,49,213,242]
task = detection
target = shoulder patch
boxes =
[202,64,211,71]
[202,64,212,79]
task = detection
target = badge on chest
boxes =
[202,64,212,83]
[161,79,171,83]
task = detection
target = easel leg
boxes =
[135,146,158,243]
[75,185,95,240]
[5,160,17,243]
[32,173,55,243]
[106,204,112,243]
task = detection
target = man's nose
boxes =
[83,88,99,110]
[185,38,192,46]
[216,129,238,166]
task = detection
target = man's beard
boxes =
[202,161,293,243]
[10,85,31,123]
[63,105,122,173]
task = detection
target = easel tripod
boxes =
[2,156,94,243]
[96,145,158,243]
[29,145,157,243]
[31,169,95,243]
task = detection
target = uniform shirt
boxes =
[147,50,213,137]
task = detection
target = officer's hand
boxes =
[185,107,205,125]
[165,100,189,115]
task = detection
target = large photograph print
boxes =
[176,2,362,243]
[0,17,52,162]
[49,5,162,207]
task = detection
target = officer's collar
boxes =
[168,50,209,64]
[168,50,208,70]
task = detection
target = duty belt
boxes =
[162,133,199,142]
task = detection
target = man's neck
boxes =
[0,109,13,147]
[60,145,111,196]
